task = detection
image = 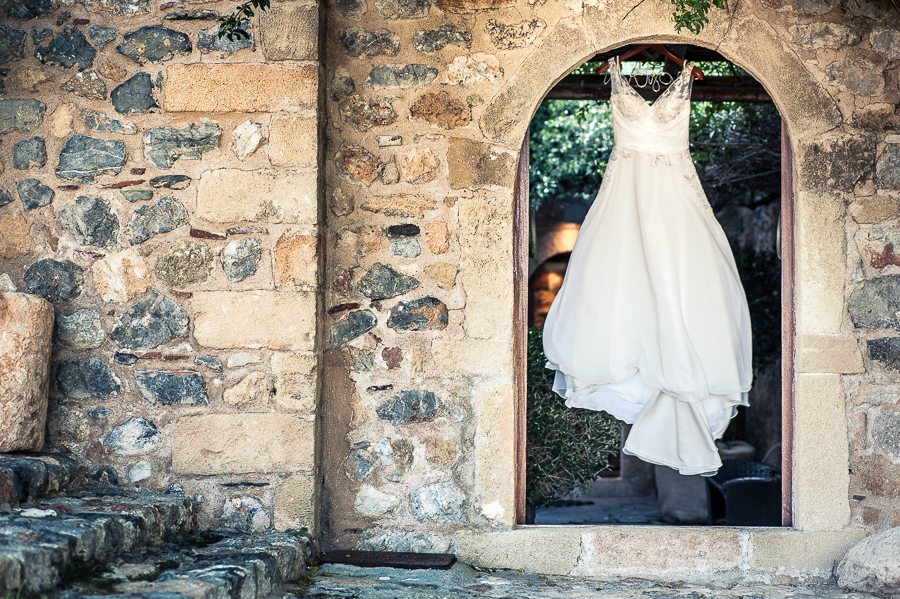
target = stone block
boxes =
[191,291,316,351]
[91,248,151,304]
[173,414,314,474]
[223,372,268,405]
[457,528,582,575]
[260,5,318,61]
[797,334,864,374]
[850,195,900,224]
[749,530,865,578]
[164,64,317,113]
[472,379,515,526]
[268,116,317,167]
[271,352,316,412]
[0,212,34,259]
[197,170,317,225]
[837,528,900,596]
[448,138,515,189]
[273,230,317,288]
[431,339,512,376]
[274,475,316,532]
[795,191,845,335]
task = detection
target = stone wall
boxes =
[0,0,322,534]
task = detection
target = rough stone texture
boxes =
[383,346,403,368]
[56,135,128,183]
[426,221,450,254]
[403,148,439,183]
[87,24,118,49]
[48,103,75,137]
[116,26,191,65]
[484,19,546,49]
[35,27,95,70]
[155,240,214,288]
[427,438,459,467]
[106,417,160,455]
[222,237,262,282]
[790,22,859,49]
[13,137,46,169]
[55,358,122,400]
[134,370,210,406]
[410,482,464,522]
[268,116,317,167]
[855,227,900,269]
[271,352,316,412]
[231,121,265,161]
[381,156,400,184]
[164,64,317,113]
[868,337,900,370]
[80,109,137,134]
[16,178,53,211]
[374,437,414,482]
[260,5,318,61]
[361,194,436,217]
[837,527,900,596]
[331,309,377,345]
[91,248,151,303]
[824,58,885,96]
[849,276,900,330]
[448,137,515,188]
[364,64,438,90]
[339,96,397,132]
[870,27,900,60]
[56,309,106,349]
[198,23,253,55]
[0,191,11,208]
[274,230,317,288]
[333,72,357,100]
[414,23,472,52]
[877,146,900,188]
[0,99,45,134]
[80,0,151,16]
[872,409,900,455]
[0,293,53,452]
[195,355,223,372]
[224,371,268,405]
[334,0,366,19]
[340,28,400,56]
[24,259,83,303]
[61,69,108,101]
[124,196,189,244]
[151,174,191,189]
[446,53,503,86]
[110,291,190,351]
[387,297,449,331]
[0,212,34,259]
[111,72,157,114]
[376,389,441,425]
[0,25,26,64]
[336,143,384,186]
[60,196,119,247]
[197,170,317,224]
[357,263,420,299]
[410,92,471,128]
[855,104,899,131]
[143,121,222,169]
[796,0,840,15]
[391,238,421,258]
[375,0,430,19]
[355,484,400,517]
[387,223,420,237]
[222,495,270,532]
[425,262,457,289]
[173,413,314,474]
[11,67,51,92]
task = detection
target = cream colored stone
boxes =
[96,62,126,82]
[231,121,265,160]
[431,339,513,376]
[354,484,400,517]
[11,68,50,92]
[271,352,317,412]
[173,413,314,475]
[402,148,439,184]
[456,528,582,575]
[446,53,503,86]
[164,64,317,113]
[197,170,317,224]
[797,334,864,374]
[268,116,317,167]
[360,194,436,218]
[850,195,900,224]
[91,248,152,304]
[49,103,77,138]
[795,191,846,335]
[273,230,317,288]
[794,374,851,531]
[426,221,450,254]
[472,379,515,527]
[223,372,269,405]
[0,212,34,260]
[260,5,319,61]
[748,529,866,579]
[191,291,316,351]
[0,293,53,452]
[274,474,316,532]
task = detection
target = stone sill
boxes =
[457,525,866,584]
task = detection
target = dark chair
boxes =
[708,459,781,526]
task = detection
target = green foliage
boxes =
[526,327,623,509]
[218,0,270,41]
[670,0,727,34]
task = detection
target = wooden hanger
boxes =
[595,44,705,81]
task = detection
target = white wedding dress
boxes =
[542,59,753,476]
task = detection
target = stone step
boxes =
[0,453,79,507]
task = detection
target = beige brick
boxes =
[269,116,317,167]
[457,528,582,575]
[271,352,317,412]
[748,530,865,575]
[164,64,317,113]
[795,190,846,335]
[274,474,316,532]
[260,6,319,61]
[197,170,317,224]
[173,414,314,475]
[0,212,34,259]
[431,339,513,377]
[274,230,317,288]
[191,291,316,351]
[797,334,864,374]
[472,379,515,526]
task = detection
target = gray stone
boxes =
[869,337,900,370]
[1,0,55,19]
[873,410,900,455]
[376,0,430,19]
[35,27,95,70]
[121,190,153,202]
[24,259,83,302]
[194,355,223,371]
[340,28,400,57]
[357,263,420,300]
[0,25,26,64]
[877,146,900,188]
[364,64,438,90]
[129,461,151,482]
[376,389,441,425]
[165,9,220,19]
[387,297,448,331]
[56,309,106,349]
[117,26,191,65]
[221,496,270,532]
[124,196,189,244]
[357,530,450,553]
[13,137,46,169]
[355,484,400,517]
[796,0,839,14]
[56,135,128,183]
[0,191,12,207]
[797,136,874,192]
[226,352,259,368]
[88,24,118,49]
[221,237,262,282]
[110,291,190,351]
[198,24,253,55]
[150,174,191,189]
[330,309,377,345]
[105,417,160,456]
[348,346,375,371]
[790,22,859,49]
[849,275,900,330]
[374,437,414,482]
[391,239,421,258]
[837,527,900,597]
[114,352,138,365]
[333,0,366,20]
[339,95,398,131]
[30,28,51,44]
[61,69,108,100]
[0,99,45,133]
[825,58,884,96]
[871,28,900,60]
[111,72,158,115]
[82,0,150,15]
[89,409,112,419]
[410,482,464,523]
[347,445,374,480]
[134,370,210,406]
[386,224,420,237]
[414,23,472,52]
[80,109,138,134]
[60,196,119,248]
[56,358,121,400]
[17,178,54,210]
[143,121,222,169]
[155,240,214,288]
[332,73,356,101]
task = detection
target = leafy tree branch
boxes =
[218,0,270,41]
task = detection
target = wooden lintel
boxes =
[547,75,773,103]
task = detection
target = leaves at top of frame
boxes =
[218,0,270,41]
[670,0,727,35]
